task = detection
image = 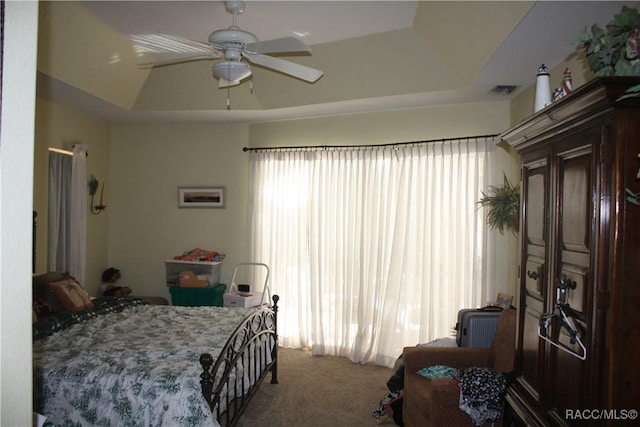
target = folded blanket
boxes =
[174,248,225,262]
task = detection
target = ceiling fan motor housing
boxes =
[208,28,258,50]
[208,27,256,82]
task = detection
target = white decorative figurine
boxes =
[562,68,572,96]
[535,64,551,112]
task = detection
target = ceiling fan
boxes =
[131,1,323,88]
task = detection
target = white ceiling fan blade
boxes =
[131,34,220,68]
[245,53,323,83]
[245,37,311,54]
[136,52,220,68]
[131,34,216,55]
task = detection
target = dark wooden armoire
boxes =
[500,77,640,426]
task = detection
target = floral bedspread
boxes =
[33,297,147,341]
[33,304,255,427]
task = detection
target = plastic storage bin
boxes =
[169,284,226,307]
[223,292,264,308]
[165,260,222,287]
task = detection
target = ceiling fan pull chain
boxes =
[227,61,232,110]
[250,81,253,94]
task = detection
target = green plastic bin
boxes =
[169,284,226,307]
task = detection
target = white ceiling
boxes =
[37,1,634,124]
[82,1,419,46]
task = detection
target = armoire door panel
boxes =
[547,145,594,425]
[550,325,590,413]
[525,257,545,299]
[559,156,591,253]
[526,171,546,247]
[519,154,550,414]
[518,301,545,403]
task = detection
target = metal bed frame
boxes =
[200,295,279,427]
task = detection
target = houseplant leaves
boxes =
[477,174,520,235]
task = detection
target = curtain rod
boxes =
[242,133,499,153]
[48,145,89,157]
[48,147,73,156]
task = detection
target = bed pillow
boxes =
[47,278,94,311]
[33,272,68,316]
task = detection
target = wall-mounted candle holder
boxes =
[88,174,107,214]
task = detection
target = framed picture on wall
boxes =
[178,186,226,208]
[496,293,513,309]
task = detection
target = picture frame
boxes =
[496,293,513,309]
[178,186,226,208]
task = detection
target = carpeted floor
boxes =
[235,347,395,427]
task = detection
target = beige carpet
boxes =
[235,347,395,427]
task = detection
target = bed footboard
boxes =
[200,295,279,427]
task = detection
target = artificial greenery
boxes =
[88,175,99,196]
[626,188,640,206]
[477,174,520,235]
[576,5,640,81]
[578,6,640,207]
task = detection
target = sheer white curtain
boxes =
[69,144,88,284]
[247,138,495,367]
[48,152,72,272]
[47,145,87,283]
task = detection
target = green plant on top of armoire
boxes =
[477,174,520,235]
[576,5,640,203]
[575,5,640,97]
[576,5,640,77]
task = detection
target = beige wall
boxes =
[34,97,111,296]
[250,102,507,147]
[1,2,38,425]
[107,123,250,300]
[104,101,518,301]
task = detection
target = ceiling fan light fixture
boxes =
[212,61,252,82]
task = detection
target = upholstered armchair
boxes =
[402,308,516,427]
